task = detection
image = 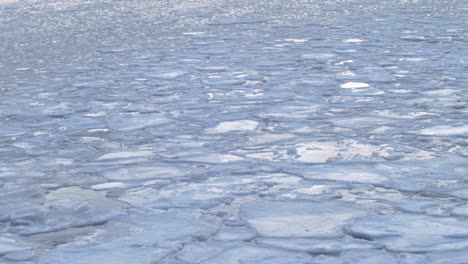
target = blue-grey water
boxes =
[1,0,468,263]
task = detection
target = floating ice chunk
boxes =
[295,142,339,163]
[299,79,335,86]
[400,35,426,41]
[90,182,126,190]
[397,253,429,264]
[45,187,125,209]
[345,214,468,252]
[284,38,308,43]
[9,208,45,226]
[177,241,239,263]
[209,18,271,25]
[340,82,370,89]
[293,163,388,184]
[337,70,356,77]
[39,243,168,264]
[97,151,153,161]
[418,125,468,136]
[294,185,330,195]
[87,128,109,133]
[334,48,357,54]
[198,243,313,264]
[295,140,383,163]
[206,92,215,101]
[72,80,112,88]
[207,120,258,133]
[335,59,354,65]
[313,171,385,183]
[340,250,397,264]
[39,211,214,263]
[248,133,294,145]
[106,113,169,131]
[182,32,206,35]
[3,250,35,261]
[426,249,468,264]
[0,237,31,255]
[245,151,276,160]
[342,38,364,43]
[146,71,188,80]
[391,200,448,215]
[301,53,335,60]
[12,187,125,236]
[451,204,468,216]
[83,112,106,118]
[202,78,246,86]
[118,184,234,209]
[179,153,244,163]
[399,58,426,62]
[195,66,228,72]
[0,1,19,5]
[102,166,186,180]
[257,237,383,254]
[240,200,367,238]
[214,226,256,241]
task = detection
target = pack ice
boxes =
[1,0,468,263]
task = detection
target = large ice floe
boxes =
[1,0,468,262]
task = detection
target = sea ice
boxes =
[340,82,370,89]
[207,120,259,133]
[345,214,468,252]
[240,200,367,238]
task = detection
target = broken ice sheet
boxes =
[240,200,367,238]
[9,187,126,236]
[177,241,313,264]
[345,214,468,252]
[206,120,259,133]
[38,210,220,264]
[2,0,468,261]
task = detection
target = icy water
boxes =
[1,0,468,263]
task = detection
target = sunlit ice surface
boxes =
[1,0,468,263]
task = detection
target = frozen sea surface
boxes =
[1,0,468,262]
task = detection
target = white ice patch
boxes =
[335,59,354,65]
[90,182,126,190]
[0,237,31,255]
[418,125,468,136]
[213,226,256,241]
[0,0,19,5]
[284,38,308,43]
[103,166,186,180]
[207,120,258,133]
[399,58,426,62]
[295,140,381,163]
[296,142,339,163]
[180,153,244,163]
[106,113,169,131]
[83,112,106,118]
[342,38,364,43]
[45,187,124,210]
[257,237,383,254]
[146,71,188,80]
[182,32,206,35]
[340,82,370,89]
[97,151,153,161]
[301,53,335,60]
[314,172,386,183]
